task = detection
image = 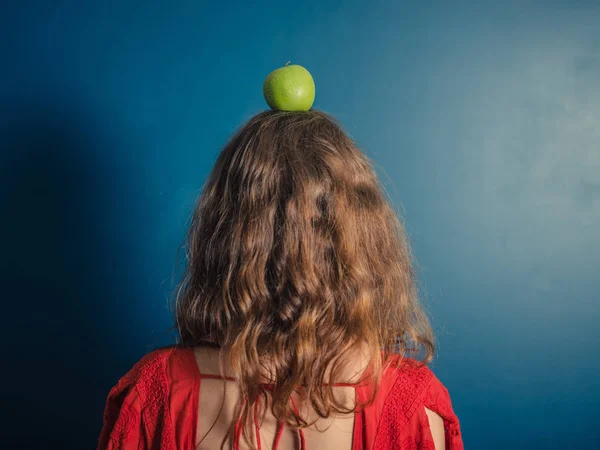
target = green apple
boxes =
[263,63,315,111]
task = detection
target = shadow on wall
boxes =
[0,99,156,448]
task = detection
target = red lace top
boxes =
[97,347,463,450]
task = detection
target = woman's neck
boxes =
[192,342,375,385]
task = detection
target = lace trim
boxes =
[137,349,175,449]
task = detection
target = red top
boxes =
[97,347,463,450]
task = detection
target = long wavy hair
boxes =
[174,109,434,449]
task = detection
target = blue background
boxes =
[2,1,599,448]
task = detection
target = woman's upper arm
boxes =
[423,371,463,450]
[97,381,145,450]
[424,407,446,450]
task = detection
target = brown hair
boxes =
[174,110,434,449]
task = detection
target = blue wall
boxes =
[2,1,599,448]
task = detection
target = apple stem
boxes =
[285,61,290,66]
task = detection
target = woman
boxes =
[98,110,463,450]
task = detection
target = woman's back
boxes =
[97,346,463,450]
[195,346,358,450]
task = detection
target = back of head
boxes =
[174,109,433,447]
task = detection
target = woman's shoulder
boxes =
[380,353,434,389]
[379,354,436,414]
[98,346,194,449]
[382,354,460,420]
[115,347,176,385]
[376,353,463,449]
[97,347,175,449]
[107,346,194,400]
